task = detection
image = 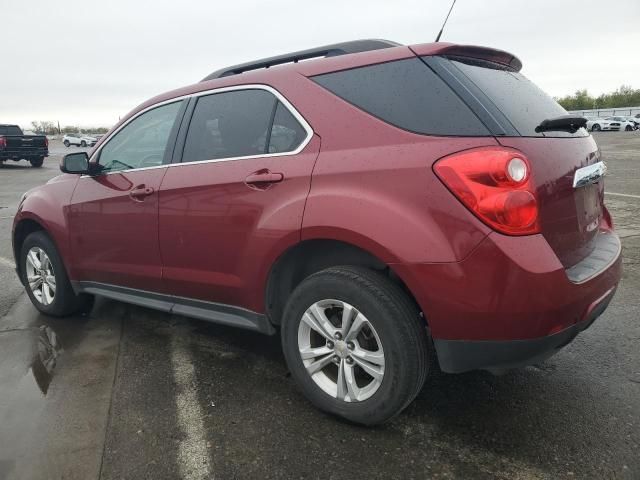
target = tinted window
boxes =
[312,59,489,136]
[0,125,22,135]
[98,101,182,172]
[449,57,573,137]
[182,89,277,163]
[268,102,307,153]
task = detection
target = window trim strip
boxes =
[84,84,314,177]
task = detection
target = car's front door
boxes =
[158,87,318,311]
[68,100,185,292]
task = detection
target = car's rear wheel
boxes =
[20,231,93,316]
[592,124,601,131]
[30,157,44,168]
[281,266,429,425]
[63,140,70,147]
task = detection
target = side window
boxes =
[181,89,309,163]
[98,101,182,172]
[268,102,307,154]
[182,90,276,163]
[312,59,490,136]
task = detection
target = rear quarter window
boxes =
[312,59,490,136]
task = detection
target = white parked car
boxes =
[624,116,639,130]
[62,133,97,147]
[604,116,636,132]
[585,117,613,132]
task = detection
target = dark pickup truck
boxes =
[0,124,48,168]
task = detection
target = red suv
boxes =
[13,40,621,425]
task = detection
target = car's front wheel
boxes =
[80,140,87,147]
[625,125,633,131]
[281,266,429,425]
[20,231,93,316]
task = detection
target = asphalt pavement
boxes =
[0,135,639,479]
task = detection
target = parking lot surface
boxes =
[0,135,639,479]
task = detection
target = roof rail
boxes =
[201,39,402,82]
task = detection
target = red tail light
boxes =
[434,147,540,235]
[0,137,6,148]
[44,136,49,148]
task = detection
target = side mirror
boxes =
[60,152,90,174]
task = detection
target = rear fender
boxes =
[302,144,495,264]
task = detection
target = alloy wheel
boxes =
[297,299,385,402]
[25,247,56,305]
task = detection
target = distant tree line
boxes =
[30,121,110,135]
[556,85,640,111]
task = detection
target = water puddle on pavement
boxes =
[0,322,63,478]
[0,297,121,480]
[29,325,62,395]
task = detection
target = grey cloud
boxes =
[2,0,638,127]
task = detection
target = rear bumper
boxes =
[433,286,616,373]
[0,149,49,160]
[392,229,622,373]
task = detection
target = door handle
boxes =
[129,185,154,201]
[244,170,284,187]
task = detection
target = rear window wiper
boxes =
[535,115,587,133]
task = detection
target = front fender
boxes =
[13,175,78,278]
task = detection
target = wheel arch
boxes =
[13,212,74,284]
[265,238,423,325]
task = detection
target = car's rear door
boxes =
[68,100,186,292]
[158,87,318,312]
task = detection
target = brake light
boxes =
[434,147,540,235]
[44,136,49,148]
[0,137,5,148]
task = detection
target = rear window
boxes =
[0,125,22,135]
[312,59,490,136]
[447,57,576,137]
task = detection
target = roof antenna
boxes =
[435,0,457,42]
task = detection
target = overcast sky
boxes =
[2,0,639,128]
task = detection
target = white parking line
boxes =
[606,192,640,199]
[170,334,213,480]
[0,257,15,268]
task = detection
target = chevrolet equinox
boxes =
[13,40,622,425]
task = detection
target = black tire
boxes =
[625,125,633,131]
[63,140,70,147]
[591,124,601,132]
[80,140,87,147]
[30,157,44,168]
[20,231,93,317]
[281,266,430,425]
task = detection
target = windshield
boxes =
[447,57,584,137]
